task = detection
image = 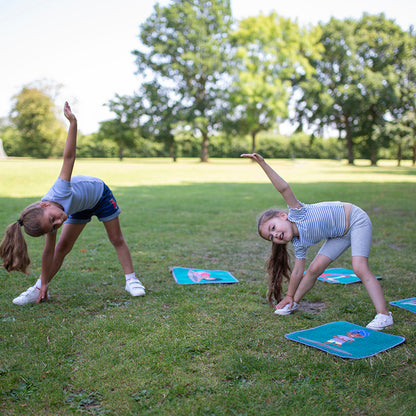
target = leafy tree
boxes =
[353,14,406,165]
[294,14,408,165]
[294,17,360,164]
[226,13,323,153]
[374,115,414,166]
[133,0,233,162]
[10,86,66,158]
[104,94,141,160]
[393,27,416,164]
[131,83,180,161]
[0,122,22,156]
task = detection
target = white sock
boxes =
[35,278,42,289]
[125,272,137,281]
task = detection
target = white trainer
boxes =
[125,279,146,297]
[13,286,44,305]
[274,301,299,315]
[366,312,393,330]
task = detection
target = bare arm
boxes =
[59,102,77,182]
[241,153,301,209]
[276,257,306,309]
[37,232,57,302]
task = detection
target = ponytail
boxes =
[257,209,292,305]
[0,202,44,274]
[266,243,291,305]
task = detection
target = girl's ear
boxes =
[278,212,288,220]
[39,202,49,208]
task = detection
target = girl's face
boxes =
[40,202,67,233]
[259,212,295,244]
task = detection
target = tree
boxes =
[294,17,360,164]
[374,116,413,166]
[130,83,181,162]
[101,94,140,161]
[226,13,323,154]
[133,0,233,162]
[10,85,66,158]
[353,14,406,165]
[294,14,408,165]
[393,27,416,165]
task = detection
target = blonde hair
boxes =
[0,202,44,273]
[257,209,292,305]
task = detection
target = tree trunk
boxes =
[251,131,257,154]
[200,132,209,162]
[345,120,354,165]
[169,143,177,162]
[397,144,402,167]
[369,137,378,166]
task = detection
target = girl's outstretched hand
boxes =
[240,153,265,163]
[63,101,76,122]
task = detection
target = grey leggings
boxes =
[318,205,372,261]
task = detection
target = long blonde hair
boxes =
[257,209,292,305]
[0,202,44,273]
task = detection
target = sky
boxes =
[0,0,414,134]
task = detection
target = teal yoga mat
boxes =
[390,297,416,314]
[317,268,382,284]
[170,267,239,285]
[285,321,405,359]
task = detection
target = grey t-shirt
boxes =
[42,175,104,215]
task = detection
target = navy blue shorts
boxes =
[66,184,121,225]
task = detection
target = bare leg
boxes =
[293,254,332,303]
[44,223,87,284]
[103,217,134,274]
[352,256,388,315]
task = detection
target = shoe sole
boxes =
[366,324,392,331]
[274,308,297,315]
[125,288,146,297]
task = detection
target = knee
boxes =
[307,261,327,279]
[55,240,74,257]
[352,258,373,281]
[108,233,126,249]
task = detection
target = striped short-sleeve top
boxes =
[288,201,346,259]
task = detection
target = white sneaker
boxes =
[366,312,393,330]
[13,286,43,305]
[125,279,146,297]
[275,302,299,315]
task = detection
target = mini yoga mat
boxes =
[317,268,382,284]
[170,267,239,285]
[390,297,416,314]
[285,321,405,359]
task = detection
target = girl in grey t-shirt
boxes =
[1,102,146,305]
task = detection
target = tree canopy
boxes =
[132,0,233,162]
[9,86,66,158]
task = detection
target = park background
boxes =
[0,0,415,165]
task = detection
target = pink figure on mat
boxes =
[187,270,222,283]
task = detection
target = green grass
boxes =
[0,158,415,415]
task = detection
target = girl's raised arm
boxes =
[241,153,301,209]
[59,102,77,182]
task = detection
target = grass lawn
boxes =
[0,157,415,415]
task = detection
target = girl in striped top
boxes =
[241,153,393,330]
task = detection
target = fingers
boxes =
[63,102,76,121]
[240,153,264,163]
[36,290,48,303]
